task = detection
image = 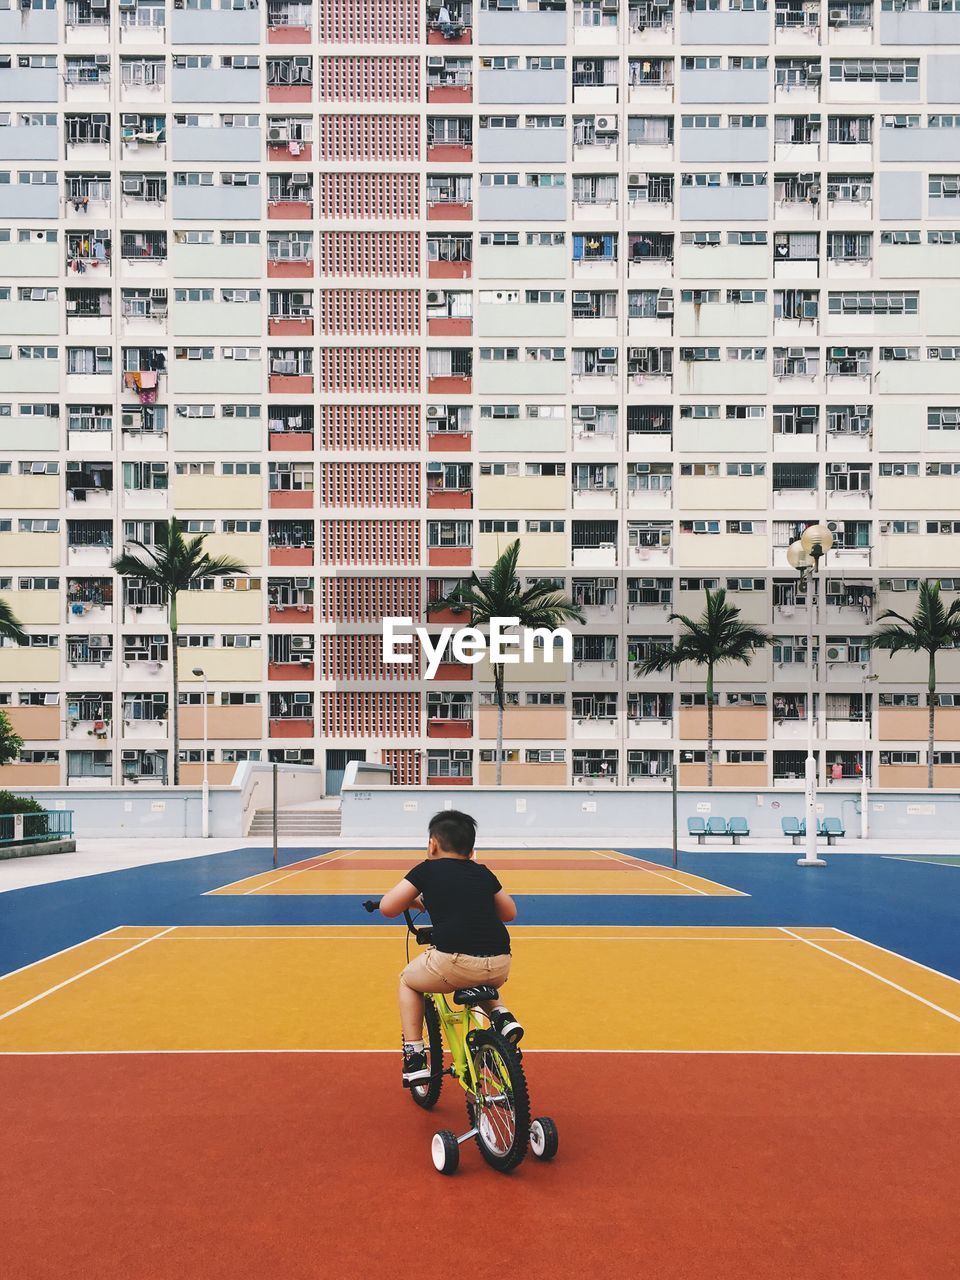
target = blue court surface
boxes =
[3,845,959,982]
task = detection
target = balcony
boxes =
[8,704,61,742]
[269,717,315,738]
[171,125,260,164]
[178,648,263,684]
[477,9,567,45]
[267,0,312,42]
[180,705,263,741]
[267,658,314,681]
[427,1,473,44]
[171,8,260,44]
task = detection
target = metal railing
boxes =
[0,811,74,847]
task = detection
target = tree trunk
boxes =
[928,650,937,790]
[170,592,180,787]
[706,662,714,788]
[495,664,505,787]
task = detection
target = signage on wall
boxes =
[402,800,418,812]
[581,801,597,813]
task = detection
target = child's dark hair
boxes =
[429,809,477,858]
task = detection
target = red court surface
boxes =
[2,1051,955,1280]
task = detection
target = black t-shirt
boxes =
[405,858,511,957]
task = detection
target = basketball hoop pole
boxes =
[671,762,678,869]
[272,761,279,868]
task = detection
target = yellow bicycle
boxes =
[362,899,558,1175]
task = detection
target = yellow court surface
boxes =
[208,848,745,897]
[2,924,960,1055]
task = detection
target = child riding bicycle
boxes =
[377,809,524,1086]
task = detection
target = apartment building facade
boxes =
[1,0,960,794]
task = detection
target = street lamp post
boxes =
[192,667,209,838]
[787,522,835,868]
[861,673,879,840]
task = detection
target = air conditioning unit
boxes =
[122,178,143,195]
[426,289,445,306]
[854,404,870,415]
[267,126,286,142]
[122,412,138,427]
[828,462,847,474]
[595,116,618,135]
[577,406,597,420]
[808,114,821,124]
[289,291,308,307]
[88,635,108,647]
[122,750,139,762]
[799,406,817,418]
[426,404,445,419]
[787,346,805,359]
[290,636,308,650]
[573,291,592,304]
[294,577,311,588]
[121,114,140,127]
[426,461,443,473]
[427,56,445,69]
[599,346,618,362]
[827,645,848,663]
[628,173,647,187]
[95,346,111,359]
[66,300,78,313]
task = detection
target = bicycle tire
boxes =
[410,996,444,1111]
[467,1030,530,1173]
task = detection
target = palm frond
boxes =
[0,596,28,645]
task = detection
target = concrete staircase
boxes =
[247,807,341,839]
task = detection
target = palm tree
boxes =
[634,588,768,787]
[437,540,584,785]
[112,518,248,785]
[872,579,960,789]
[0,597,28,646]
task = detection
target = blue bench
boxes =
[687,817,707,843]
[727,817,750,845]
[781,817,806,845]
[687,816,750,845]
[818,816,845,845]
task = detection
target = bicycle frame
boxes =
[426,991,485,1096]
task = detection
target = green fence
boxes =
[0,811,74,846]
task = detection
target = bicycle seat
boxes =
[453,985,499,1006]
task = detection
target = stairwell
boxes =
[247,807,342,839]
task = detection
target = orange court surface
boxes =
[2,842,959,1279]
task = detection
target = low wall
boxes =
[11,764,325,839]
[0,839,75,861]
[341,785,960,842]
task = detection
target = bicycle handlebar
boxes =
[361,899,432,944]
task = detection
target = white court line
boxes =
[0,927,124,984]
[0,927,175,1026]
[0,1048,958,1058]
[236,848,361,896]
[144,934,801,942]
[779,927,960,1028]
[823,928,960,992]
[588,848,715,896]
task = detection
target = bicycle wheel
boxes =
[467,1030,530,1173]
[410,996,443,1110]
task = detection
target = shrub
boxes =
[0,790,45,816]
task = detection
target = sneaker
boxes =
[402,1048,431,1087]
[490,1008,524,1045]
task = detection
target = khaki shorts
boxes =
[400,948,511,993]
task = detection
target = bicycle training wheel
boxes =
[410,996,443,1110]
[467,1029,530,1173]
